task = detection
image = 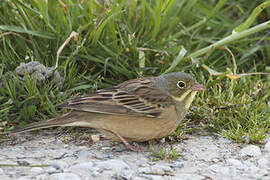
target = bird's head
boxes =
[156,72,204,109]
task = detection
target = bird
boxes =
[11,72,204,151]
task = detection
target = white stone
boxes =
[18,177,31,180]
[49,173,81,180]
[95,159,132,178]
[0,168,4,174]
[138,167,152,174]
[173,173,206,180]
[264,142,270,151]
[142,175,165,180]
[30,167,43,173]
[240,145,262,157]
[152,165,173,173]
[69,162,93,170]
[171,161,184,168]
[68,162,94,175]
[95,159,130,172]
[257,158,269,168]
[43,160,69,170]
[151,168,165,175]
[243,160,256,171]
[226,159,244,169]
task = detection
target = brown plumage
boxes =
[11,72,204,151]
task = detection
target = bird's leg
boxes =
[115,133,142,152]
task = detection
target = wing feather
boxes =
[59,78,173,117]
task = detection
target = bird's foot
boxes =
[115,133,143,152]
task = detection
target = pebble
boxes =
[264,137,270,143]
[240,145,262,157]
[91,135,100,143]
[76,150,92,161]
[49,173,81,180]
[218,137,232,144]
[16,154,26,159]
[257,158,269,168]
[18,177,31,180]
[68,162,94,175]
[95,159,132,178]
[264,142,270,151]
[1,134,270,180]
[243,160,256,171]
[171,161,184,168]
[138,165,171,176]
[141,175,165,180]
[226,159,244,169]
[17,160,30,166]
[44,160,69,170]
[0,168,3,174]
[30,167,43,173]
[138,167,152,174]
[95,159,129,171]
[151,168,165,175]
[209,164,237,176]
[152,165,173,173]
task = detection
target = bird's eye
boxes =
[177,81,186,89]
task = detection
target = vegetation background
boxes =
[0,0,269,144]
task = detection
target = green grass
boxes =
[0,0,270,144]
[151,146,181,162]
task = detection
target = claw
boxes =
[115,133,143,152]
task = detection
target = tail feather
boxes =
[10,112,75,134]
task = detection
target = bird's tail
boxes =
[10,112,78,134]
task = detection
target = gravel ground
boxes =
[0,129,269,180]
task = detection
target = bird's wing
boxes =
[59,78,173,117]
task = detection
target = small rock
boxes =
[151,168,165,175]
[91,167,103,177]
[152,165,173,173]
[76,150,92,161]
[44,160,69,170]
[226,159,244,169]
[95,159,132,178]
[18,177,31,180]
[247,166,260,174]
[36,174,48,180]
[30,167,43,173]
[257,159,269,168]
[264,137,270,143]
[240,145,262,157]
[138,167,152,174]
[139,165,171,176]
[95,159,129,171]
[51,164,61,170]
[45,167,60,174]
[91,135,100,143]
[17,160,30,166]
[15,61,63,85]
[209,164,236,176]
[68,162,94,174]
[243,160,256,170]
[101,147,111,150]
[49,173,81,180]
[171,161,184,168]
[141,175,164,180]
[211,158,220,163]
[264,142,270,152]
[173,173,206,180]
[16,154,26,159]
[63,144,69,148]
[0,168,4,174]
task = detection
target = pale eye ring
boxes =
[177,81,186,89]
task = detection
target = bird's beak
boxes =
[191,83,204,91]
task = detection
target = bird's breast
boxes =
[93,105,179,142]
